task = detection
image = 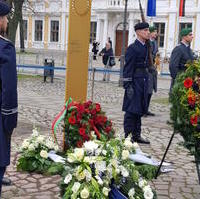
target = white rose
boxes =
[64,174,72,184]
[122,150,130,160]
[28,144,35,151]
[32,129,39,137]
[119,166,129,177]
[80,187,89,199]
[84,170,92,182]
[133,142,139,149]
[102,187,110,196]
[40,150,48,159]
[72,182,81,193]
[124,138,133,149]
[138,179,147,188]
[74,148,84,161]
[128,188,135,198]
[144,187,154,199]
[76,170,86,181]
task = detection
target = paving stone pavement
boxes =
[1,76,200,199]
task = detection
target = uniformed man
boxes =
[169,28,194,91]
[144,26,158,117]
[122,22,150,144]
[0,1,18,196]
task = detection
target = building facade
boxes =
[17,0,200,57]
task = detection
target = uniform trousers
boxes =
[124,112,141,139]
[0,167,6,197]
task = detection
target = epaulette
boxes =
[0,35,10,42]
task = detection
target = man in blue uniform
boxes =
[169,28,194,92]
[0,1,18,196]
[144,26,158,117]
[122,22,150,144]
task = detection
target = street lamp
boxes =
[119,0,128,87]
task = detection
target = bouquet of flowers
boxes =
[63,100,115,148]
[60,137,156,199]
[170,60,200,154]
[17,128,63,174]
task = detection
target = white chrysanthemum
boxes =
[80,187,89,199]
[21,139,30,149]
[144,187,154,199]
[74,148,84,161]
[128,188,135,198]
[102,187,110,196]
[64,174,72,184]
[122,150,130,160]
[84,141,99,154]
[102,150,107,156]
[37,135,44,144]
[28,144,35,151]
[32,129,39,137]
[40,150,48,159]
[72,182,81,193]
[124,138,134,149]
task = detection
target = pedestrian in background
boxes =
[122,22,150,144]
[92,40,100,60]
[169,28,194,92]
[108,37,112,48]
[0,1,18,196]
[99,42,115,81]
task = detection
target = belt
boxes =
[135,68,149,73]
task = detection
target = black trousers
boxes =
[124,112,141,139]
[147,93,152,112]
[0,167,6,196]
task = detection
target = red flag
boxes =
[179,0,186,17]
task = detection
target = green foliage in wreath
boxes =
[170,60,200,155]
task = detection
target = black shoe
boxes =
[147,111,155,116]
[2,177,12,186]
[134,137,150,144]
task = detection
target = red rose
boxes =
[190,115,198,126]
[103,116,107,123]
[91,109,97,115]
[95,103,101,112]
[188,96,196,106]
[78,105,84,113]
[79,128,86,136]
[76,140,83,147]
[68,117,76,124]
[105,126,111,133]
[184,78,193,88]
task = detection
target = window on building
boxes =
[23,20,28,41]
[90,22,97,43]
[34,20,43,41]
[154,23,165,48]
[179,23,192,41]
[50,20,59,42]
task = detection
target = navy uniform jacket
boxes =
[169,42,194,79]
[0,35,18,167]
[122,39,149,115]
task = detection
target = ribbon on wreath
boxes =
[51,97,72,143]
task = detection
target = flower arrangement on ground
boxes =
[63,100,115,148]
[17,128,63,174]
[60,136,157,199]
[170,60,200,155]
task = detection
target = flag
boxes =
[179,0,186,16]
[147,0,156,17]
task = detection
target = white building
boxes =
[17,0,200,57]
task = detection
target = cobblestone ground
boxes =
[2,76,200,199]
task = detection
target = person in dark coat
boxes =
[108,37,112,48]
[0,1,18,196]
[144,26,158,117]
[92,40,100,60]
[99,42,114,81]
[122,22,150,144]
[169,28,194,92]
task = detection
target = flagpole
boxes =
[176,0,181,45]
